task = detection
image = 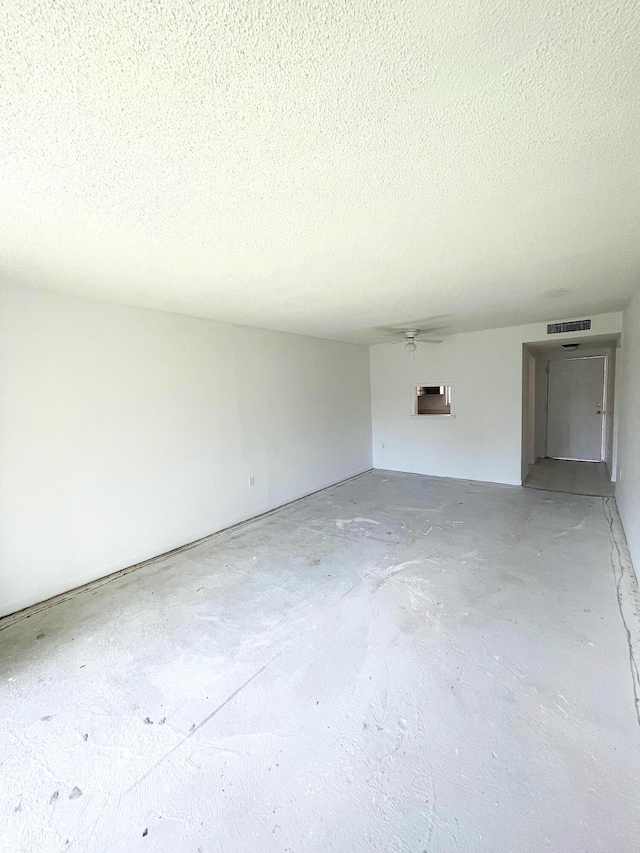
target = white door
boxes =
[546,356,605,461]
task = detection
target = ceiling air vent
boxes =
[547,319,591,335]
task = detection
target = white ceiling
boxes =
[1,1,639,343]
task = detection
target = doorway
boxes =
[546,356,606,461]
[521,337,619,497]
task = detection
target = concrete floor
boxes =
[2,470,640,852]
[524,457,615,497]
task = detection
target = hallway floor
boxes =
[2,470,639,852]
[524,457,615,497]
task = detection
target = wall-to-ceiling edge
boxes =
[370,312,623,487]
[2,289,636,619]
[0,286,372,618]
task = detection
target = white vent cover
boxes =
[547,319,591,334]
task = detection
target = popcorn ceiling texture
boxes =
[1,1,639,341]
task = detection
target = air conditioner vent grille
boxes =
[547,319,591,334]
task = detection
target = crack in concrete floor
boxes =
[2,470,640,852]
[604,497,640,728]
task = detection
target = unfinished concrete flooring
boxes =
[2,470,640,852]
[524,457,615,497]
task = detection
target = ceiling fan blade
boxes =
[415,337,443,344]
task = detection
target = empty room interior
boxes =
[2,3,640,851]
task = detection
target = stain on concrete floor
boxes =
[1,470,639,852]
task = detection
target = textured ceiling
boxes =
[1,1,640,343]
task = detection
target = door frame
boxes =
[545,354,607,463]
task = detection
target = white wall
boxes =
[370,313,622,486]
[616,291,640,568]
[533,349,549,461]
[520,348,536,482]
[0,286,372,617]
